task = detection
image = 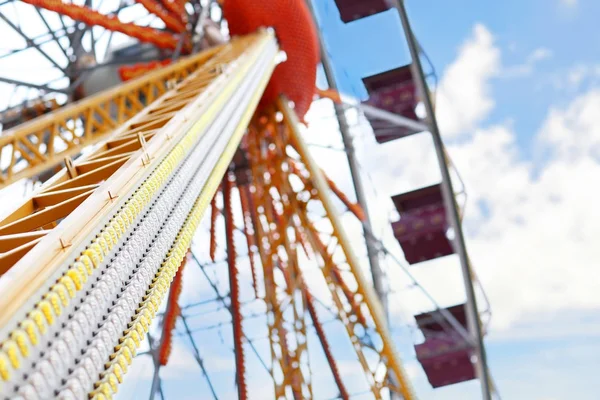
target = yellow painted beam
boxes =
[0,31,277,329]
[0,44,225,188]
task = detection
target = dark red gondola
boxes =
[391,184,454,264]
[362,65,422,143]
[333,0,393,23]
[414,305,476,388]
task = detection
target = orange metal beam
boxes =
[160,0,188,25]
[135,0,187,32]
[21,0,180,49]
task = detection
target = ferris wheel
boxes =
[0,0,227,129]
[0,1,499,399]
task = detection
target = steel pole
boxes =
[305,0,388,318]
[148,334,164,400]
[390,1,493,399]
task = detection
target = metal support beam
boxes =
[189,250,271,374]
[181,315,220,400]
[0,76,69,94]
[34,7,70,60]
[0,11,68,74]
[148,333,165,400]
[305,0,388,318]
[0,25,76,60]
[357,102,428,133]
[390,1,493,399]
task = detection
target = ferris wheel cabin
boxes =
[333,0,395,23]
[414,305,476,388]
[339,3,482,389]
[391,184,455,265]
[362,64,422,142]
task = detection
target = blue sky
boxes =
[314,0,600,156]
[305,0,600,399]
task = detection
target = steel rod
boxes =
[280,95,416,400]
[189,250,271,374]
[223,173,247,400]
[0,25,76,60]
[0,76,69,94]
[305,0,388,319]
[357,102,428,132]
[34,7,70,60]
[181,315,220,400]
[0,11,68,74]
[148,333,164,400]
[390,1,493,398]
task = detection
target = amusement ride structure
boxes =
[0,0,499,399]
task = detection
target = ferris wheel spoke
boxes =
[171,32,185,59]
[34,7,71,59]
[0,76,69,94]
[0,10,69,74]
[99,0,135,59]
[69,25,90,61]
[0,21,78,60]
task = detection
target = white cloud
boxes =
[450,111,600,331]
[356,90,600,338]
[560,0,577,7]
[529,47,553,63]
[538,89,600,161]
[568,65,589,86]
[503,47,553,78]
[435,24,501,137]
[335,23,600,341]
[543,64,600,92]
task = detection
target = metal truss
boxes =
[0,43,224,188]
[0,30,278,399]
